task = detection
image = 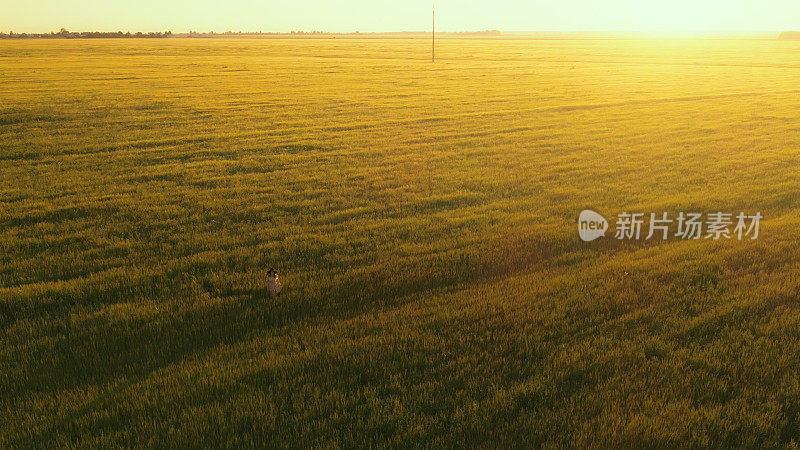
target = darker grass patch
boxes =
[273,144,335,154]
[0,204,121,229]
[2,276,310,402]
[125,172,186,184]
[780,400,800,444]
[0,108,70,126]
[130,100,174,111]
[0,302,15,330]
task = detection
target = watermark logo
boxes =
[578,209,609,242]
[578,211,762,241]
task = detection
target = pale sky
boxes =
[1,0,798,34]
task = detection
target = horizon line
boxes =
[2,29,792,35]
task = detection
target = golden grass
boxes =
[1,37,800,446]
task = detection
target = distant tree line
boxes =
[1,28,505,39]
[451,30,502,36]
[182,30,502,38]
[0,28,172,39]
[185,30,331,37]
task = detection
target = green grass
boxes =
[1,37,800,447]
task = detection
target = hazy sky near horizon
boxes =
[2,0,799,33]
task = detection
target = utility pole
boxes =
[432,6,435,62]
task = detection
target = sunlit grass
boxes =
[1,37,800,446]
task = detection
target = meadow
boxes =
[1,37,800,447]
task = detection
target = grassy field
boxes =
[1,37,800,447]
